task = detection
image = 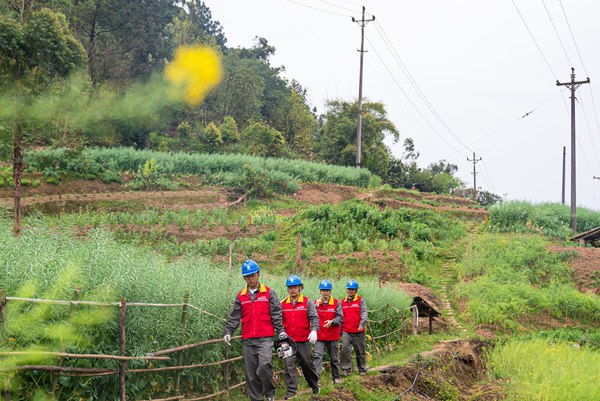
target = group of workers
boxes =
[223,259,368,401]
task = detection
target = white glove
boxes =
[223,334,231,346]
[278,331,288,340]
[308,330,318,344]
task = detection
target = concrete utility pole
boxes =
[352,6,375,168]
[467,152,482,191]
[562,146,566,205]
[556,68,590,232]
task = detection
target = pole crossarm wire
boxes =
[556,68,591,232]
[352,6,375,168]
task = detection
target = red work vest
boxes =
[238,284,275,339]
[341,295,363,333]
[315,297,341,341]
[281,294,310,343]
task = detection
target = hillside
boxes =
[0,173,598,401]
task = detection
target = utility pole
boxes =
[561,146,566,205]
[594,176,600,210]
[467,152,482,191]
[352,6,375,168]
[556,68,590,232]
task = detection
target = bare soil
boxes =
[319,340,504,401]
[549,246,600,294]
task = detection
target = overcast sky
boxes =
[206,0,600,210]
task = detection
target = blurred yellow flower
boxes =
[165,46,222,106]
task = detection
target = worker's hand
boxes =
[308,330,318,344]
[324,319,333,328]
[223,334,231,346]
[315,298,323,307]
[278,331,288,340]
[358,326,366,333]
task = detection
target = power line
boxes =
[365,36,468,157]
[480,161,497,194]
[371,19,473,153]
[511,0,558,79]
[314,0,357,13]
[281,0,350,17]
[578,99,600,170]
[541,0,573,67]
[558,0,600,143]
[443,89,566,160]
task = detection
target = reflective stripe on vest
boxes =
[341,295,362,333]
[316,298,341,341]
[239,286,274,339]
[281,294,311,343]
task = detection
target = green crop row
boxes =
[489,339,600,401]
[24,147,378,191]
[455,233,600,330]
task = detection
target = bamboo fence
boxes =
[0,276,412,401]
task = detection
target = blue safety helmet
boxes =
[319,279,333,290]
[346,279,359,289]
[241,259,260,276]
[286,275,303,287]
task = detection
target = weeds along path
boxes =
[437,224,481,334]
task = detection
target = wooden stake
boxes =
[224,243,233,397]
[174,289,190,395]
[119,298,127,401]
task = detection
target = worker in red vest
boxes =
[340,279,368,376]
[223,260,286,401]
[313,279,343,384]
[281,275,320,400]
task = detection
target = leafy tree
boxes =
[219,115,239,144]
[241,122,285,157]
[201,121,223,152]
[476,189,503,207]
[281,84,317,158]
[0,8,86,235]
[316,99,399,177]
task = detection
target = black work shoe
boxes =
[312,386,320,395]
[284,392,296,399]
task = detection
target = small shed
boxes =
[410,296,441,334]
[570,226,600,247]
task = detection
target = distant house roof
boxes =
[570,226,600,246]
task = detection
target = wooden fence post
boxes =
[224,243,233,399]
[384,305,390,351]
[174,289,190,395]
[411,305,418,335]
[1,289,10,401]
[119,298,127,401]
[50,288,81,395]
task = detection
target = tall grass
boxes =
[0,220,410,399]
[489,339,600,401]
[455,233,600,329]
[25,147,377,189]
[489,201,600,237]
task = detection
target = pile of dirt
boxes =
[549,246,600,294]
[320,340,503,401]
